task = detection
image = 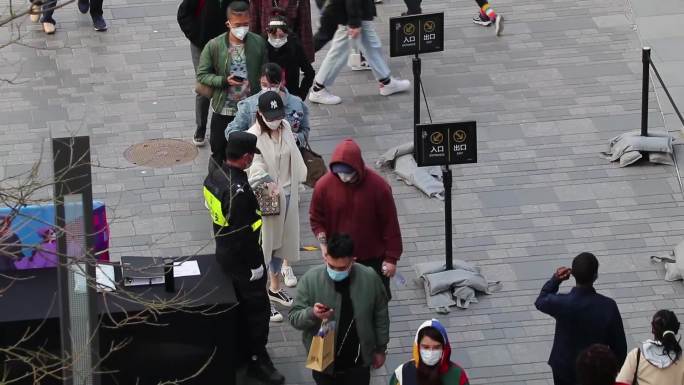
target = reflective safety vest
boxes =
[203,186,262,232]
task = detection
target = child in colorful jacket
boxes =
[390,319,470,385]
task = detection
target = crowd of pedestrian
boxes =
[19,0,683,385]
[177,0,683,385]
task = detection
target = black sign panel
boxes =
[390,12,444,57]
[415,121,477,166]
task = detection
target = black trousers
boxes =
[312,366,370,385]
[358,258,391,300]
[220,263,270,365]
[551,366,574,385]
[403,0,421,14]
[209,113,234,166]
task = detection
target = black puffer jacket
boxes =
[318,0,375,28]
[345,0,376,28]
[177,0,236,49]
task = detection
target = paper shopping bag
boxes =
[306,320,335,372]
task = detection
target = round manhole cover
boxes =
[123,139,198,168]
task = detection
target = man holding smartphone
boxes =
[289,234,390,385]
[196,1,268,169]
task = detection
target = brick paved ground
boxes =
[1,0,684,383]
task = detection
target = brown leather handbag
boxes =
[300,142,327,188]
[195,82,214,98]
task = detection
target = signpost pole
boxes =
[442,165,453,270]
[413,53,421,128]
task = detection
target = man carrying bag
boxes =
[289,234,390,385]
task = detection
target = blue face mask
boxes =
[326,265,350,282]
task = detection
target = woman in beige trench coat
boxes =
[247,91,307,322]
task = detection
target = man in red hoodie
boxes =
[309,138,402,298]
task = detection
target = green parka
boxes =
[288,264,390,366]
[196,31,267,113]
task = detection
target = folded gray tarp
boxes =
[377,142,444,199]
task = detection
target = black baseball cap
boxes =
[258,91,285,121]
[225,131,261,158]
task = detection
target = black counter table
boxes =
[0,255,237,385]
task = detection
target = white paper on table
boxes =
[173,260,201,277]
[96,264,116,292]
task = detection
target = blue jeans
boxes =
[314,21,391,88]
[268,194,291,273]
[39,0,57,24]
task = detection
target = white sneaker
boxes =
[495,14,504,36]
[270,303,283,322]
[282,265,298,287]
[351,61,372,71]
[379,77,411,96]
[309,88,342,105]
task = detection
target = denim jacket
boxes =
[225,88,310,146]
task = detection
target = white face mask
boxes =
[264,118,282,130]
[261,85,281,93]
[337,172,356,183]
[268,36,288,48]
[230,26,249,40]
[419,348,442,366]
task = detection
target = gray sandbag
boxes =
[414,260,480,279]
[452,286,477,309]
[423,278,455,314]
[423,268,489,296]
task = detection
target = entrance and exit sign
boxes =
[415,121,477,167]
[390,12,444,57]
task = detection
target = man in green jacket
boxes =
[289,233,390,385]
[196,0,267,169]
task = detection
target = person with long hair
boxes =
[246,91,307,323]
[264,10,315,101]
[249,0,314,63]
[390,319,469,385]
[615,309,684,385]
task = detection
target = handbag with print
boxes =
[254,183,281,216]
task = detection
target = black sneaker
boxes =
[472,13,492,26]
[268,289,293,307]
[247,356,285,385]
[192,128,206,146]
[92,15,107,31]
[78,0,89,13]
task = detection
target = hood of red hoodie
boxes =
[330,139,366,182]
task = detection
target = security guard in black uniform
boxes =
[203,131,285,385]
